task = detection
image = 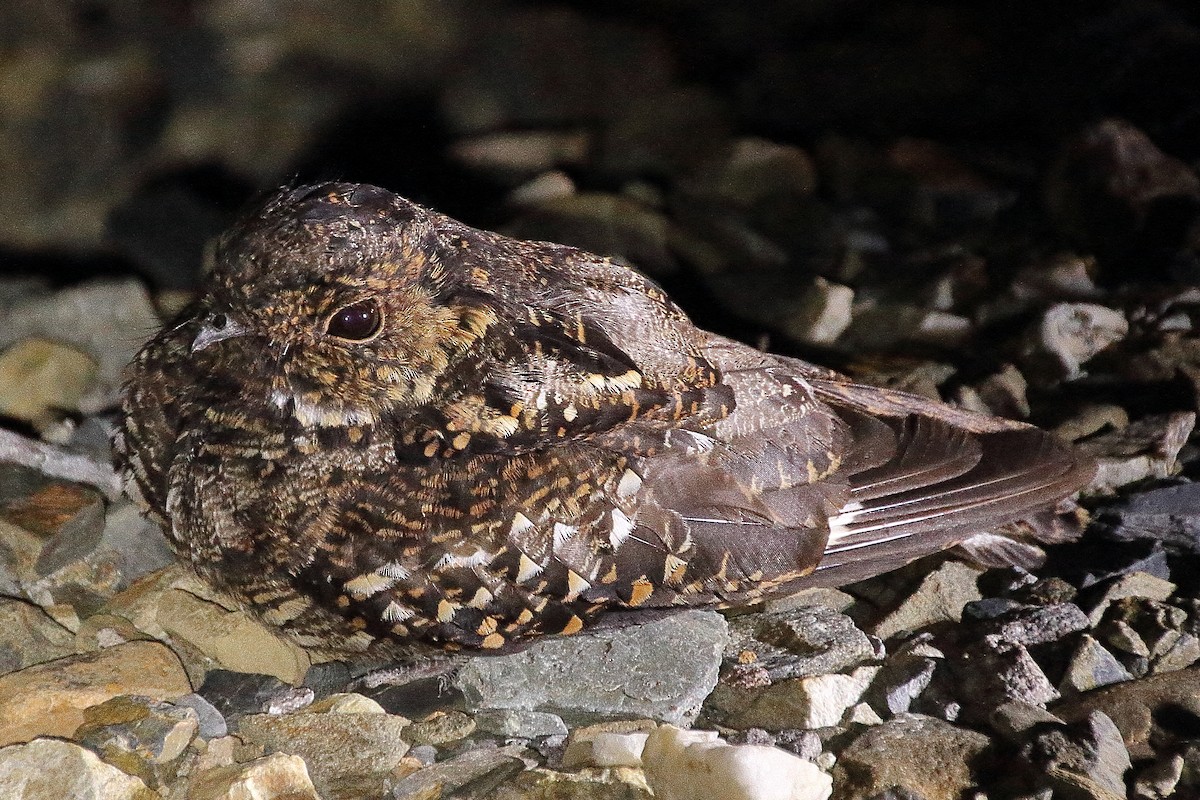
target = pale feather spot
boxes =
[510,512,535,536]
[378,561,410,580]
[383,601,415,622]
[565,570,591,600]
[467,586,494,608]
[610,508,635,549]
[616,469,642,500]
[553,522,578,549]
[516,553,544,583]
[344,572,396,600]
[437,599,459,622]
[563,403,578,422]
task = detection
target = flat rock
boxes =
[389,744,529,799]
[0,738,158,800]
[832,714,991,800]
[0,338,97,427]
[707,666,880,731]
[0,596,75,673]
[474,708,569,739]
[871,561,984,641]
[732,603,876,682]
[455,610,727,725]
[491,766,653,799]
[74,695,199,787]
[185,752,320,800]
[0,640,191,746]
[1080,412,1195,493]
[1023,711,1131,800]
[237,709,412,800]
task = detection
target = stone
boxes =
[171,693,227,740]
[0,641,191,747]
[491,767,653,800]
[185,752,320,800]
[1079,412,1195,493]
[1053,665,1200,759]
[642,725,832,800]
[74,696,199,788]
[989,702,1065,745]
[449,130,591,178]
[1095,483,1200,555]
[782,278,854,346]
[732,603,876,682]
[236,709,412,800]
[1022,302,1127,383]
[867,655,938,716]
[0,338,98,428]
[1083,572,1177,625]
[679,137,818,208]
[1060,635,1134,695]
[870,561,983,641]
[1023,711,1131,800]
[103,565,312,685]
[474,708,569,739]
[980,602,1090,647]
[0,597,75,674]
[1130,752,1184,800]
[1152,632,1200,673]
[0,279,160,407]
[708,666,879,731]
[400,710,476,746]
[388,744,529,799]
[456,609,726,725]
[0,738,157,800]
[0,428,122,501]
[955,638,1059,715]
[563,731,650,769]
[832,714,990,800]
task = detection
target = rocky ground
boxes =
[4,2,1200,798]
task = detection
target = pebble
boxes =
[0,338,97,428]
[1023,302,1128,383]
[1059,634,1133,695]
[709,666,879,731]
[389,743,529,799]
[1022,711,1131,800]
[642,724,832,800]
[1079,412,1196,493]
[870,561,984,641]
[0,596,75,673]
[474,708,569,739]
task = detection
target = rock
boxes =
[0,738,158,800]
[1152,632,1200,673]
[642,724,832,800]
[0,428,122,501]
[0,641,191,747]
[388,744,529,799]
[870,561,983,641]
[1130,752,1184,800]
[954,638,1060,714]
[236,708,411,800]
[731,603,876,682]
[707,666,879,731]
[867,654,938,716]
[171,693,227,740]
[0,279,160,408]
[989,701,1066,745]
[780,278,854,346]
[491,767,653,800]
[506,171,577,208]
[474,708,569,739]
[305,691,386,715]
[400,710,476,746]
[1079,412,1195,493]
[0,597,75,674]
[1023,711,1131,800]
[1082,572,1177,625]
[448,130,591,179]
[678,137,818,208]
[1060,635,1134,695]
[1054,665,1200,759]
[831,714,990,800]
[455,609,726,726]
[0,338,98,428]
[563,730,650,769]
[74,696,199,788]
[103,565,312,686]
[1095,484,1200,555]
[1022,302,1128,383]
[185,752,320,800]
[979,602,1090,647]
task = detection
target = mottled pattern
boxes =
[116,182,1094,660]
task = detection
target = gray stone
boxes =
[981,602,1090,647]
[1083,572,1177,626]
[868,655,938,716]
[956,637,1059,712]
[732,603,876,682]
[1060,635,1133,695]
[1079,412,1195,494]
[1022,302,1128,383]
[186,752,321,800]
[1152,632,1200,673]
[1096,483,1200,555]
[172,693,228,740]
[870,561,983,641]
[1131,752,1184,800]
[389,744,529,799]
[455,610,727,725]
[989,701,1065,745]
[474,708,569,739]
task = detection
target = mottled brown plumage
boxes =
[116,182,1094,660]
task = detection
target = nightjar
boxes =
[117,182,1095,661]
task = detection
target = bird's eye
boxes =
[325,299,382,340]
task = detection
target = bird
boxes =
[116,182,1095,662]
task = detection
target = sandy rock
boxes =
[0,738,158,800]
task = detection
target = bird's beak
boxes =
[191,313,252,353]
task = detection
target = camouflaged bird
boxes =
[117,182,1095,661]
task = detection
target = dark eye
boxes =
[325,299,382,340]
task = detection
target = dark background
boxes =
[4,0,1200,355]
